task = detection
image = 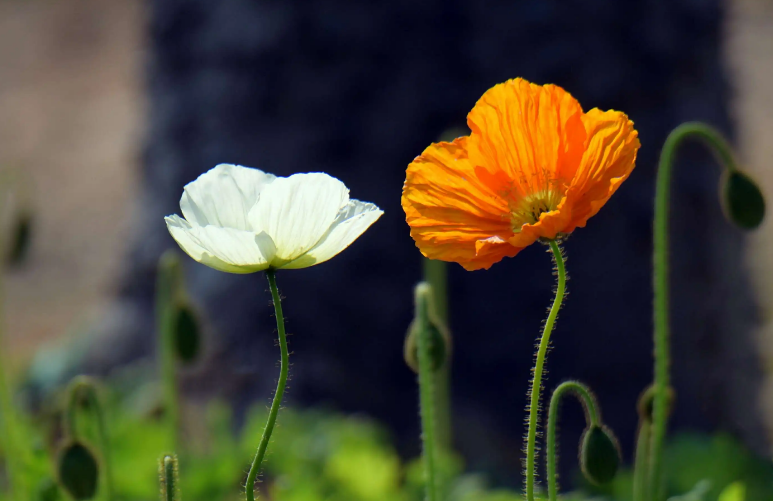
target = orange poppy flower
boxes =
[402,78,640,270]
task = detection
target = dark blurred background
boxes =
[2,0,773,489]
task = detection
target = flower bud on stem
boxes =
[651,123,764,501]
[546,381,602,501]
[64,376,113,501]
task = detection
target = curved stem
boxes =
[651,123,737,500]
[246,269,289,501]
[546,381,600,501]
[525,240,567,501]
[415,283,439,501]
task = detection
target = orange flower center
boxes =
[508,189,563,233]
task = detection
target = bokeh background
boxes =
[2,0,773,489]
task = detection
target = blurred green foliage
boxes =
[0,376,771,501]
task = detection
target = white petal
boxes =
[248,173,349,263]
[165,215,276,274]
[181,164,276,230]
[281,200,382,269]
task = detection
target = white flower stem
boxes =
[245,269,289,501]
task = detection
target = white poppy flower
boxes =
[165,164,383,273]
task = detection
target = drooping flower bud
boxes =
[57,441,99,500]
[579,425,620,485]
[174,303,202,364]
[159,454,180,501]
[721,170,765,230]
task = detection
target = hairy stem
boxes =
[245,269,289,501]
[525,240,567,501]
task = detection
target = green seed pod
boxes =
[403,318,449,374]
[174,303,201,364]
[6,210,32,266]
[57,441,99,500]
[721,170,765,230]
[637,384,676,423]
[579,425,620,485]
[159,454,180,501]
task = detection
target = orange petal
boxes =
[466,78,587,198]
[402,138,517,270]
[564,109,640,232]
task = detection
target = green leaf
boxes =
[718,482,745,501]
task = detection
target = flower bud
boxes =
[579,425,620,485]
[159,454,180,501]
[721,170,765,230]
[174,303,202,364]
[403,318,449,374]
[57,441,99,500]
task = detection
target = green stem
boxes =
[245,269,289,501]
[422,258,452,493]
[651,123,737,500]
[156,252,182,453]
[525,240,567,501]
[415,283,439,501]
[0,190,25,501]
[546,381,599,501]
[633,420,652,501]
[160,455,179,501]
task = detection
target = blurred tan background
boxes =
[1,0,773,441]
[727,0,773,439]
[0,0,142,366]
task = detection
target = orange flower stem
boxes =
[246,269,289,501]
[546,381,599,501]
[525,240,567,501]
[650,123,738,501]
